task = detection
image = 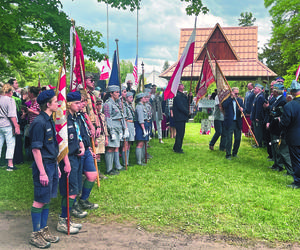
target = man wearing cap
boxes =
[172,83,189,154]
[150,84,164,144]
[279,80,300,189]
[266,84,293,175]
[57,91,86,234]
[103,85,124,175]
[251,84,265,147]
[29,89,60,248]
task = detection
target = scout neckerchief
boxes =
[88,90,97,116]
[79,112,91,137]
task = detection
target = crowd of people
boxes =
[1,75,300,248]
[209,77,300,190]
[0,77,190,249]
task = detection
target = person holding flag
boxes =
[222,87,244,160]
[172,84,189,153]
[57,91,86,234]
[28,90,60,248]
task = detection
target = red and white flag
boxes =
[296,64,300,81]
[215,60,230,104]
[55,67,68,163]
[133,55,138,85]
[164,19,197,100]
[100,58,111,80]
[195,54,215,104]
[70,30,85,92]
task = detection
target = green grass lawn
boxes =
[1,123,300,242]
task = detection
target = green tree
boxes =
[85,60,100,74]
[261,0,300,81]
[238,12,256,26]
[162,61,170,73]
[0,0,106,79]
[97,0,209,15]
[120,60,133,83]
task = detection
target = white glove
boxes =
[124,128,129,138]
[143,129,147,137]
[111,134,116,140]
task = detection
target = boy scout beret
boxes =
[67,91,81,102]
[37,90,55,105]
[106,85,120,93]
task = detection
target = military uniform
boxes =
[279,81,300,188]
[268,93,293,175]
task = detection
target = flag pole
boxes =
[70,19,75,90]
[213,57,259,146]
[115,39,128,170]
[189,16,197,96]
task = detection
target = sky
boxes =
[61,0,272,73]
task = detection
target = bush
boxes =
[193,111,209,123]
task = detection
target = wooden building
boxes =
[160,23,276,81]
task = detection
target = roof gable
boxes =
[195,23,239,61]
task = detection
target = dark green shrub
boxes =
[193,112,209,123]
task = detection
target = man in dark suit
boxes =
[222,87,244,159]
[172,84,189,153]
[267,84,292,175]
[279,80,300,189]
[250,83,265,147]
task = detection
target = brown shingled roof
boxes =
[160,23,276,81]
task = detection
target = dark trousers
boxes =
[209,120,226,150]
[288,146,300,185]
[271,134,293,174]
[265,128,273,159]
[173,121,186,152]
[253,121,263,147]
[224,121,241,158]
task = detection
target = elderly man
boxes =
[251,84,265,148]
[279,80,300,189]
[172,84,189,153]
[222,87,244,159]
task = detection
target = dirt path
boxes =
[0,212,299,250]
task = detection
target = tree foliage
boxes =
[120,60,133,83]
[238,12,256,26]
[162,61,170,73]
[0,0,106,79]
[98,0,209,15]
[261,0,300,80]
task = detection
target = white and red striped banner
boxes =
[164,19,197,100]
[55,67,68,163]
[100,58,111,80]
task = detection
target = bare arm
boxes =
[32,148,48,186]
[9,117,20,135]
